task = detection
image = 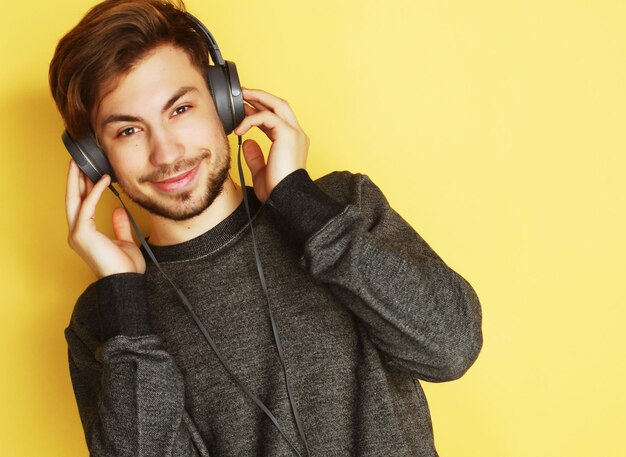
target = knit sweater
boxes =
[65,170,483,456]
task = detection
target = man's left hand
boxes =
[234,88,309,202]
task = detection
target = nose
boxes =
[148,127,184,167]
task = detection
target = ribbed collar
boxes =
[141,187,261,263]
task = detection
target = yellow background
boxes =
[1,0,625,455]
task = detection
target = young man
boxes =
[50,1,483,455]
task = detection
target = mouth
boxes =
[151,164,200,192]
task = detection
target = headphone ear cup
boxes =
[206,61,244,135]
[225,60,245,130]
[62,130,117,183]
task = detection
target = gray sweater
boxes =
[65,170,482,456]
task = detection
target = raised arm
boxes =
[234,87,482,382]
[64,161,210,455]
[266,170,482,382]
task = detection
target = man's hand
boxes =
[66,160,146,279]
[233,88,309,202]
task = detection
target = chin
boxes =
[124,168,229,222]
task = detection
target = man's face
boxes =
[93,44,230,221]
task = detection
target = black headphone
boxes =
[61,12,245,184]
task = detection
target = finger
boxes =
[242,139,266,178]
[76,174,111,225]
[83,172,94,199]
[242,88,300,128]
[245,98,268,114]
[240,103,272,138]
[244,99,282,136]
[243,103,262,126]
[66,160,81,229]
[244,102,258,115]
[85,173,95,194]
[111,207,134,243]
[234,109,291,139]
[78,167,86,198]
[241,88,301,129]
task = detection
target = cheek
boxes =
[109,146,147,180]
[177,108,222,142]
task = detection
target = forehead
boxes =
[94,44,206,122]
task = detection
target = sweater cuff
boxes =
[96,273,153,340]
[266,169,345,249]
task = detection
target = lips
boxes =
[151,164,200,192]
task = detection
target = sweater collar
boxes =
[142,187,261,263]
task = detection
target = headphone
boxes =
[61,12,245,184]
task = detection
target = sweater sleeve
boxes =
[65,273,211,456]
[266,170,483,382]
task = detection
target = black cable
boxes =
[236,135,311,456]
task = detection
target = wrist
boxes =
[266,169,345,249]
[96,273,152,340]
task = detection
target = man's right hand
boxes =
[66,160,146,278]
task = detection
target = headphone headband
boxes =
[185,11,244,133]
[185,12,226,67]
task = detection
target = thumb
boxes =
[112,207,133,242]
[242,139,266,180]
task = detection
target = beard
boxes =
[119,135,231,221]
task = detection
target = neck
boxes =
[147,176,243,246]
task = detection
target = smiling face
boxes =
[93,44,231,221]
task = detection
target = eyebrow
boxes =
[100,86,199,129]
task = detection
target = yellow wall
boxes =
[1,1,624,455]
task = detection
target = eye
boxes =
[118,127,140,138]
[172,105,191,116]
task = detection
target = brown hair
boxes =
[49,0,209,138]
